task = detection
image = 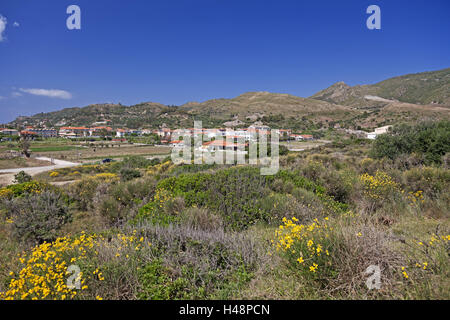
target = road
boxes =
[0,157,80,186]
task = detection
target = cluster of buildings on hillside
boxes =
[0,125,311,142]
[0,124,393,144]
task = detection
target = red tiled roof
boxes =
[20,130,38,135]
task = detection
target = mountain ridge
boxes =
[311,68,450,107]
[5,68,450,130]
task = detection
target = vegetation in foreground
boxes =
[0,121,449,300]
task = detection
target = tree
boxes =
[13,171,32,184]
[18,139,31,158]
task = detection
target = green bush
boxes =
[111,156,155,172]
[120,168,142,181]
[137,259,191,300]
[0,181,57,200]
[13,171,32,184]
[371,121,450,164]
[97,177,156,224]
[4,191,71,244]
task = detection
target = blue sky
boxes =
[0,0,449,124]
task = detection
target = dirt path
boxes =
[0,157,80,187]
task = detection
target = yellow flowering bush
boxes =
[395,231,450,295]
[274,217,335,281]
[147,161,174,175]
[136,188,176,224]
[0,232,145,300]
[0,233,97,300]
[49,171,59,177]
[407,190,425,206]
[360,171,401,201]
[94,173,118,180]
[0,181,55,199]
[0,188,14,200]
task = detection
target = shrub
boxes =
[120,168,142,181]
[301,160,326,182]
[360,171,401,202]
[162,196,185,216]
[320,169,355,203]
[13,171,32,184]
[274,216,405,297]
[4,191,71,244]
[402,167,450,199]
[68,174,119,211]
[181,207,223,232]
[0,181,56,200]
[136,189,179,226]
[370,121,450,164]
[0,225,262,300]
[111,156,155,173]
[0,233,141,300]
[134,223,261,299]
[49,171,60,178]
[137,259,191,300]
[97,177,156,225]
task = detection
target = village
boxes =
[0,123,391,148]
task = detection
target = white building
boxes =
[367,125,392,140]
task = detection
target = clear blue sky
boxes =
[0,0,449,124]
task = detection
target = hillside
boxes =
[311,68,450,107]
[9,102,173,129]
[8,92,359,130]
[6,68,450,131]
[178,91,358,126]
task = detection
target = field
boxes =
[281,140,330,151]
[0,140,172,163]
[0,121,449,300]
[0,158,51,170]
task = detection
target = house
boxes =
[300,135,314,140]
[374,125,392,135]
[141,129,153,135]
[116,129,126,138]
[170,140,184,147]
[290,134,304,141]
[0,128,19,136]
[59,127,90,137]
[201,140,248,152]
[20,130,38,139]
[25,128,58,138]
[279,129,292,137]
[89,126,113,136]
[366,125,392,140]
[155,128,172,138]
[367,133,378,140]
